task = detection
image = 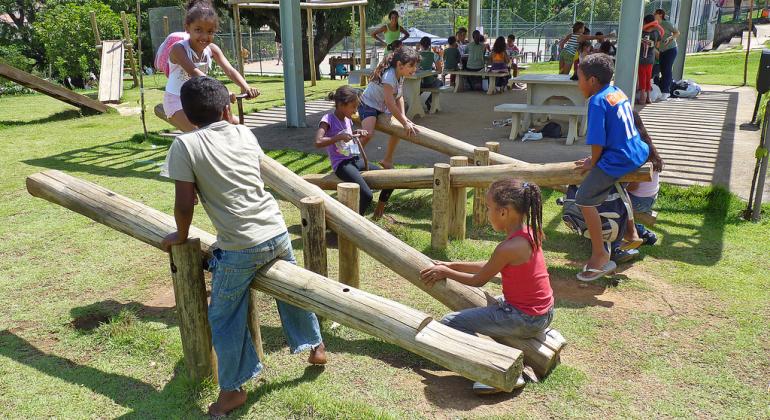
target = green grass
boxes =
[1,72,769,418]
[523,50,761,87]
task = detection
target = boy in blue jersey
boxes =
[574,53,650,281]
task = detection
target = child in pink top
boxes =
[421,178,554,394]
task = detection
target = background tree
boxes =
[234,1,396,80]
[0,0,45,66]
[35,0,135,80]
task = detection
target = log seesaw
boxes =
[27,153,567,381]
[26,170,522,391]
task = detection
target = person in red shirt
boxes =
[421,178,554,395]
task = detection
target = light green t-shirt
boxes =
[384,25,403,45]
[659,20,678,52]
[163,121,286,250]
[466,42,485,70]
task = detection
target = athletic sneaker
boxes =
[521,130,543,142]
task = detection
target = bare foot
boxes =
[372,202,386,220]
[379,160,394,169]
[308,342,327,365]
[585,252,610,271]
[208,388,247,417]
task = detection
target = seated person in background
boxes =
[625,111,662,247]
[489,36,511,92]
[334,62,349,78]
[599,40,617,57]
[387,39,403,52]
[464,30,488,91]
[418,36,444,108]
[443,35,461,86]
[506,34,522,80]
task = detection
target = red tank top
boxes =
[500,228,554,316]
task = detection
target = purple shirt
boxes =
[321,112,359,171]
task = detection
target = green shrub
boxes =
[0,44,37,93]
[35,0,135,80]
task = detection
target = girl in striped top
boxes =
[559,22,604,74]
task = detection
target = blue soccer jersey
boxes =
[586,85,650,178]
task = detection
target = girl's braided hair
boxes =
[186,0,218,26]
[369,47,419,84]
[488,178,544,248]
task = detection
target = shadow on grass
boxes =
[0,330,202,418]
[69,299,179,332]
[0,109,85,128]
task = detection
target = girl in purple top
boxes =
[315,86,393,219]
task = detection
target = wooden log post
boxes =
[300,196,328,276]
[27,167,564,378]
[306,9,316,86]
[163,16,169,37]
[91,11,101,48]
[337,183,360,288]
[358,5,367,86]
[120,11,139,88]
[431,163,451,250]
[472,147,490,228]
[25,171,524,391]
[449,156,468,240]
[169,238,214,382]
[233,5,244,76]
[485,141,500,155]
[247,291,265,362]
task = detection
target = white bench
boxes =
[419,85,453,114]
[494,103,587,145]
[447,70,509,95]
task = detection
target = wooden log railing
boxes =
[26,170,523,391]
[302,162,652,191]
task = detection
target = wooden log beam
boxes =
[254,260,522,391]
[431,163,451,249]
[302,163,653,190]
[25,170,523,390]
[27,166,564,378]
[352,114,524,165]
[258,156,564,378]
[300,196,328,276]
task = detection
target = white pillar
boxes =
[469,0,481,32]
[614,0,645,104]
[673,0,694,81]
[280,0,306,127]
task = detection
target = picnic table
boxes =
[513,73,587,136]
[403,70,439,119]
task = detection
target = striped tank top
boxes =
[562,33,580,55]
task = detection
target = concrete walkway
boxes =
[242,84,766,202]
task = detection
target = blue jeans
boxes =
[441,296,553,339]
[207,232,322,391]
[658,47,677,94]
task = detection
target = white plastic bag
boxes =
[650,83,662,102]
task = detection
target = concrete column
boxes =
[468,0,481,32]
[672,0,694,81]
[280,0,306,127]
[614,0,645,104]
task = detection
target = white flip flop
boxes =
[576,260,617,282]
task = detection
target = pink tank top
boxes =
[500,228,554,316]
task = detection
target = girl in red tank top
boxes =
[420,179,554,394]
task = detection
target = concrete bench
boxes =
[447,70,509,95]
[494,103,586,145]
[419,86,453,114]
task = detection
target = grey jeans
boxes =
[440,296,553,339]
